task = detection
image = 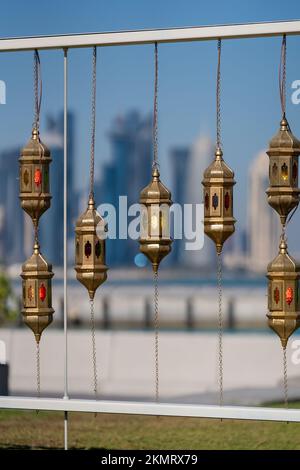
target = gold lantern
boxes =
[139,166,172,273]
[202,147,236,254]
[75,196,108,300]
[267,236,300,349]
[266,116,300,226]
[19,128,52,227]
[21,241,54,344]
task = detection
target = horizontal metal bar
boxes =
[0,396,299,422]
[0,20,300,52]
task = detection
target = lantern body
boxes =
[75,197,108,300]
[139,167,172,272]
[202,148,236,254]
[19,128,52,226]
[266,117,300,226]
[20,242,54,343]
[267,238,300,348]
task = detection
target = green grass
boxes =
[0,403,300,450]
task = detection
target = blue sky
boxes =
[0,0,300,248]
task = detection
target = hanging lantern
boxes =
[75,196,108,300]
[202,147,236,254]
[267,237,300,348]
[21,241,54,344]
[266,116,300,226]
[19,128,52,226]
[139,166,172,273]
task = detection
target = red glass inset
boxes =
[39,283,46,302]
[85,240,92,258]
[34,168,42,187]
[224,192,230,211]
[212,193,219,210]
[274,287,280,305]
[286,287,293,306]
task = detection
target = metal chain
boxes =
[279,34,286,117]
[152,42,159,169]
[33,50,42,130]
[283,347,289,408]
[90,299,98,400]
[216,39,222,150]
[36,342,41,398]
[217,252,223,407]
[154,270,159,403]
[89,46,97,199]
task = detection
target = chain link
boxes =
[36,342,41,398]
[283,347,288,408]
[90,299,98,400]
[216,39,222,150]
[217,253,223,407]
[33,50,42,131]
[89,46,97,199]
[154,270,159,403]
[279,34,286,116]
[152,42,159,169]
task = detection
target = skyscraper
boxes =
[248,151,281,273]
[0,147,25,265]
[102,111,152,266]
[169,147,190,265]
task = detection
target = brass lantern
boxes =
[19,128,52,227]
[267,237,300,348]
[139,166,172,273]
[266,116,300,226]
[202,147,236,254]
[21,241,54,344]
[75,196,108,300]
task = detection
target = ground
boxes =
[0,402,300,450]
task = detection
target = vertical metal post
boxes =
[63,47,69,451]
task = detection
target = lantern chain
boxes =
[217,252,223,407]
[152,42,159,169]
[90,298,98,401]
[283,347,289,408]
[154,270,159,403]
[216,39,222,150]
[36,342,41,398]
[89,46,97,200]
[33,50,42,131]
[279,34,286,117]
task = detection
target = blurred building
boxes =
[98,111,152,266]
[183,134,215,269]
[0,147,25,264]
[170,147,190,264]
[247,151,281,273]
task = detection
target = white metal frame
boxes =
[1,20,300,449]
